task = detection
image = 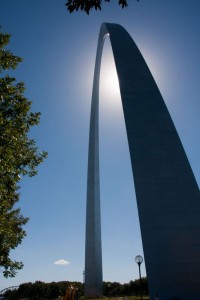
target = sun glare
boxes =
[100,40,121,111]
[101,63,120,97]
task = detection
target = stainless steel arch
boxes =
[85,23,200,300]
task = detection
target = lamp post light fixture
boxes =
[135,255,143,300]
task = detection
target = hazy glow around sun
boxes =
[100,39,121,112]
[101,63,120,97]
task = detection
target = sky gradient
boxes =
[0,0,200,291]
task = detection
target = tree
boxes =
[65,0,139,14]
[0,30,47,278]
[4,281,84,299]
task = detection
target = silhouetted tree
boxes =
[49,281,61,298]
[0,30,47,278]
[4,279,148,299]
[4,281,84,299]
[103,278,148,297]
[66,0,139,14]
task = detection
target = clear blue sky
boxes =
[0,0,200,291]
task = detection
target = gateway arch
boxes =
[85,23,200,300]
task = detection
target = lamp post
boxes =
[135,255,143,300]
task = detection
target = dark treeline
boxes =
[4,277,148,299]
[103,278,148,297]
[4,281,83,300]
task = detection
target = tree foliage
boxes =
[65,0,139,14]
[0,31,47,278]
[3,279,148,299]
[4,280,83,299]
[103,278,149,297]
